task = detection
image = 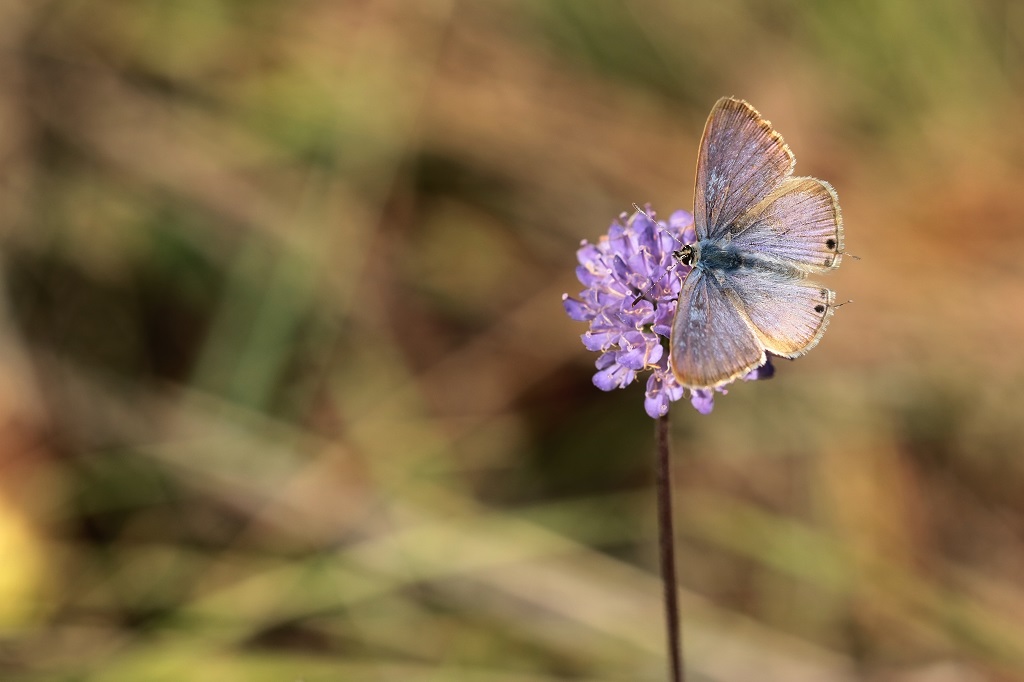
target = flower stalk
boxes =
[656,414,683,682]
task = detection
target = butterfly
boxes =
[669,97,844,389]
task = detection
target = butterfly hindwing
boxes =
[728,176,843,274]
[694,97,795,241]
[670,267,766,388]
[720,266,835,358]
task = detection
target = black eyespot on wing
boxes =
[826,238,837,250]
[814,304,825,313]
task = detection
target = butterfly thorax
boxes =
[696,240,742,270]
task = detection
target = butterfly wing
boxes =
[720,267,835,358]
[680,98,843,386]
[729,176,843,274]
[694,97,795,240]
[670,267,766,389]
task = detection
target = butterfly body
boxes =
[670,98,844,390]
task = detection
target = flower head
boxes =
[562,207,772,417]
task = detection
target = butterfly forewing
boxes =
[670,268,766,388]
[729,176,843,274]
[694,98,795,240]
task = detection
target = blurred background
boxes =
[0,0,1022,680]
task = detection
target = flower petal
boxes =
[562,294,593,321]
[744,356,775,381]
[690,389,715,414]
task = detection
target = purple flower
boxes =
[562,207,773,417]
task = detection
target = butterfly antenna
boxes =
[629,202,690,307]
[631,267,676,307]
[632,203,687,249]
